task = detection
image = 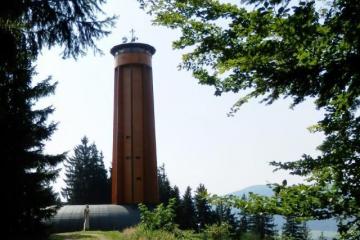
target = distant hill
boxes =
[230,185,338,234]
[230,184,274,197]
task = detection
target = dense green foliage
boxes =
[237,195,250,236]
[62,136,110,204]
[139,198,177,232]
[1,0,115,238]
[157,166,280,238]
[138,198,234,239]
[203,223,232,240]
[156,167,215,231]
[138,0,360,238]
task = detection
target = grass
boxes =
[50,228,338,240]
[49,231,123,240]
[49,227,200,240]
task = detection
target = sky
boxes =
[35,0,325,197]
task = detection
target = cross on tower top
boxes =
[122,29,139,43]
[130,29,138,42]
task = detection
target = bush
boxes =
[202,223,232,240]
[138,198,177,232]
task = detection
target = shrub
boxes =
[203,223,231,240]
[138,198,176,232]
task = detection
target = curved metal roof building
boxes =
[49,205,140,233]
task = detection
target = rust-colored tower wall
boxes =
[111,43,158,204]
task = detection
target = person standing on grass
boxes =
[83,205,90,231]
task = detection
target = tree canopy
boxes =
[138,0,360,239]
[1,0,115,61]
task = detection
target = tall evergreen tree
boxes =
[170,185,181,202]
[170,185,182,226]
[1,48,65,239]
[156,164,186,226]
[1,0,115,238]
[194,184,214,230]
[282,216,310,240]
[214,201,238,236]
[62,137,110,204]
[179,186,196,230]
[248,213,277,240]
[157,164,173,205]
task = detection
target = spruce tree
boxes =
[62,137,110,204]
[194,184,214,230]
[1,0,115,238]
[214,201,238,235]
[248,213,277,239]
[157,164,173,205]
[170,185,181,203]
[1,48,65,239]
[282,216,310,240]
[179,186,196,230]
[170,185,182,226]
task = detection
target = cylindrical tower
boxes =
[110,43,158,204]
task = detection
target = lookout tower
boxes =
[110,42,159,204]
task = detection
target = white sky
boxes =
[35,0,325,197]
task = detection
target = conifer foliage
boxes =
[248,213,277,239]
[194,184,215,230]
[282,216,310,240]
[157,164,173,205]
[178,186,197,230]
[1,50,65,239]
[62,136,110,204]
[1,0,115,238]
